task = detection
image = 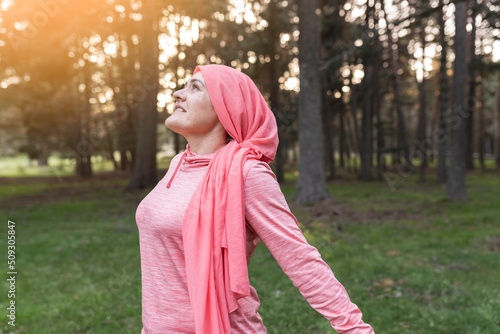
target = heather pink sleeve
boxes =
[244,162,374,334]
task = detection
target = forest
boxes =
[1,1,500,333]
[1,0,500,201]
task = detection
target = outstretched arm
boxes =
[244,161,374,334]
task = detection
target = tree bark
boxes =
[372,3,383,181]
[339,103,346,168]
[495,72,500,169]
[360,67,373,180]
[465,0,477,170]
[115,42,135,171]
[447,0,469,200]
[322,74,336,180]
[295,0,329,203]
[76,58,93,178]
[417,25,427,182]
[266,0,285,183]
[429,72,440,164]
[104,120,119,171]
[477,72,485,169]
[120,150,130,171]
[436,0,448,183]
[381,0,411,171]
[127,1,159,189]
[37,141,49,167]
[359,1,374,181]
[496,71,500,169]
[340,0,359,172]
[350,84,361,158]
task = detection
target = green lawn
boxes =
[1,168,499,333]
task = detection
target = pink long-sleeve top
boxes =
[135,148,374,334]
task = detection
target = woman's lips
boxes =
[174,104,186,112]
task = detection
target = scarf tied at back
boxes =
[182,64,279,333]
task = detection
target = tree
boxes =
[447,0,469,200]
[359,0,376,181]
[251,0,295,183]
[497,71,500,169]
[295,0,329,204]
[127,1,160,189]
[380,0,411,171]
[465,0,478,170]
[436,0,449,183]
[417,24,428,182]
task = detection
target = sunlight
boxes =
[2,0,497,112]
[0,0,13,11]
[493,40,500,62]
[280,58,300,92]
[352,67,364,84]
[284,77,299,91]
[103,41,117,56]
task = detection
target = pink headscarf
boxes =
[182,64,278,333]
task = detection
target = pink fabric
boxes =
[182,65,279,334]
[135,153,374,333]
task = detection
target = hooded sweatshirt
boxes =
[136,146,374,334]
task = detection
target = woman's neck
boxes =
[185,132,227,155]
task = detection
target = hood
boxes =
[166,145,214,188]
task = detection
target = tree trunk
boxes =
[266,0,285,183]
[103,119,119,171]
[295,0,329,203]
[477,73,485,170]
[447,0,469,200]
[429,69,441,164]
[341,0,359,172]
[319,0,336,180]
[104,55,125,172]
[76,59,93,178]
[323,88,336,180]
[120,150,129,171]
[339,104,346,168]
[372,5,383,181]
[496,71,500,169]
[127,1,159,189]
[346,107,359,173]
[417,76,427,182]
[37,141,49,166]
[116,32,137,171]
[360,67,373,180]
[465,0,477,170]
[381,0,411,171]
[417,26,427,182]
[360,1,374,181]
[436,0,448,183]
[350,84,361,159]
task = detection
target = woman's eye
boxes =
[192,84,199,90]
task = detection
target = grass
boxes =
[1,165,500,333]
[0,154,173,178]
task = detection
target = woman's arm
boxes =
[244,161,374,334]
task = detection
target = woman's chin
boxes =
[165,116,176,129]
[165,118,185,135]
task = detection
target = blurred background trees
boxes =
[1,0,499,201]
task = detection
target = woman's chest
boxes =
[136,166,207,240]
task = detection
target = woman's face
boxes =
[166,71,221,137]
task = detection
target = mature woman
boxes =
[136,64,374,334]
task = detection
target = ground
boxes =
[1,169,500,333]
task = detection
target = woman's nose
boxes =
[173,87,186,101]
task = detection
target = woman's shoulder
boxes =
[243,159,276,183]
[169,151,186,167]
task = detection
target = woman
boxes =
[136,64,374,334]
